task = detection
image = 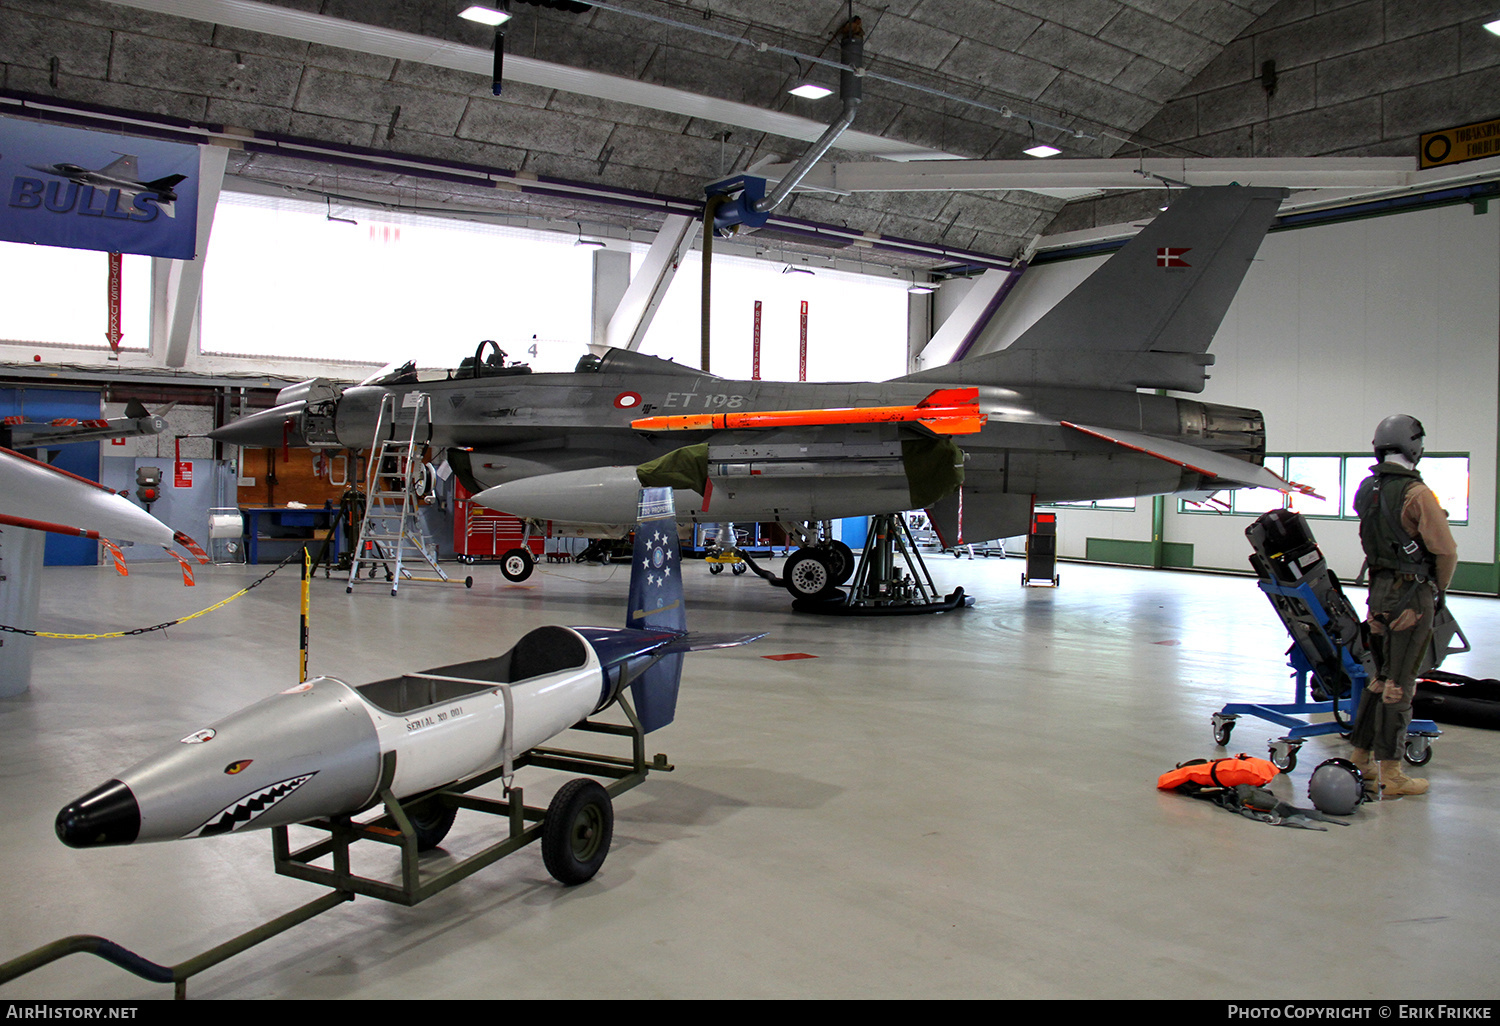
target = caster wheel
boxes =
[1404,735,1434,767]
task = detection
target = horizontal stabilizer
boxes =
[656,630,768,654]
[1062,422,1318,496]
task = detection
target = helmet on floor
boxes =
[1308,758,1365,816]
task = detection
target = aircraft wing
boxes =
[1062,422,1318,496]
[656,630,769,653]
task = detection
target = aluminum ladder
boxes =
[347,392,448,596]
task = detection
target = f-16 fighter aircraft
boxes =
[57,488,762,877]
[211,185,1298,584]
[26,154,186,213]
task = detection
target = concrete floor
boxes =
[1,551,1497,1000]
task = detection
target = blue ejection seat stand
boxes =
[1212,509,1454,774]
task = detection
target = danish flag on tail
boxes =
[1157,247,1192,268]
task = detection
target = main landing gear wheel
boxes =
[542,778,614,885]
[783,549,835,600]
[406,796,458,852]
[500,548,534,582]
[823,540,855,587]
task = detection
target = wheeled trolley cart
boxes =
[1021,510,1060,587]
[1212,509,1462,772]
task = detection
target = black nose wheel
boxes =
[541,778,614,885]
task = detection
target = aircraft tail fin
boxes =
[626,487,687,732]
[898,185,1285,393]
[144,174,187,193]
[100,154,138,178]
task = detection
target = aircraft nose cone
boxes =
[56,779,141,848]
[208,402,308,448]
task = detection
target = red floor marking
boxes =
[763,653,818,661]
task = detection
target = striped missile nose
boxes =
[56,779,141,848]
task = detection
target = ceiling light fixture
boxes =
[789,83,834,100]
[907,283,935,295]
[459,5,513,26]
[1022,121,1062,158]
[1485,18,1500,35]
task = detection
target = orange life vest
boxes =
[1157,754,1279,791]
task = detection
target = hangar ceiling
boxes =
[2,0,1499,274]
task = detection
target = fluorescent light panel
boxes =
[789,83,834,100]
[1485,18,1500,35]
[460,5,512,26]
[1023,143,1062,158]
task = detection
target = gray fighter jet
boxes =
[26,154,187,211]
[211,185,1296,591]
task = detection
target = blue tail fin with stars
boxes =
[627,487,687,731]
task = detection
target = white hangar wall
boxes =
[982,199,1500,591]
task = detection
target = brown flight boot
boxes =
[1379,761,1429,798]
[1350,748,1380,798]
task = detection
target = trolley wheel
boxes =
[709,562,724,575]
[500,548,534,582]
[784,549,835,600]
[1269,741,1300,774]
[732,562,748,576]
[405,796,457,852]
[1212,715,1235,747]
[542,778,613,886]
[824,540,855,586]
[1404,735,1434,767]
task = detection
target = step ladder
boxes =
[347,392,449,596]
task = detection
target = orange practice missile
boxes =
[631,388,987,435]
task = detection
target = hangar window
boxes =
[635,248,911,382]
[199,191,595,368]
[0,241,150,351]
[1180,453,1469,525]
[1342,454,1469,524]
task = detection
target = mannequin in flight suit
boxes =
[1350,414,1458,798]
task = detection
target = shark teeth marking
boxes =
[186,773,316,838]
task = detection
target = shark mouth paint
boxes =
[185,773,315,838]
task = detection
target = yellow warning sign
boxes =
[1420,118,1500,169]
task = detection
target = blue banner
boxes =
[0,116,199,259]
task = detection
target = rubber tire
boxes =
[406,797,457,852]
[732,562,748,576]
[542,778,614,886]
[824,541,855,587]
[709,562,724,575]
[784,549,835,600]
[1213,720,1234,746]
[500,548,534,582]
[1404,736,1434,767]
